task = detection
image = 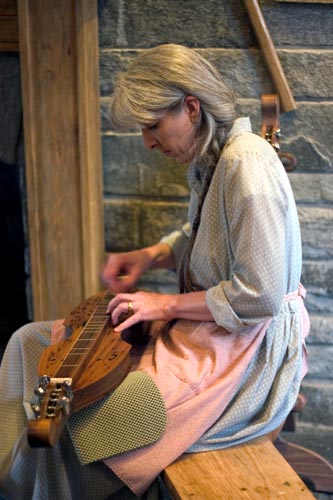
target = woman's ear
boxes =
[184,95,201,123]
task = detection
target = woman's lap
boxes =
[0,322,145,500]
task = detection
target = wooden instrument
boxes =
[28,290,138,447]
[261,93,297,172]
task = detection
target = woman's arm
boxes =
[102,243,175,293]
[145,242,176,270]
[108,290,214,332]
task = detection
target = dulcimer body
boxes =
[28,290,137,447]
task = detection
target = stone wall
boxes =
[98,0,333,435]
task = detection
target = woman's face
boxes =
[141,96,200,164]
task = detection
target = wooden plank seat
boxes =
[162,436,316,499]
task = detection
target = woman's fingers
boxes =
[113,311,141,333]
[107,293,134,313]
[107,293,139,329]
[107,291,172,332]
[101,249,153,293]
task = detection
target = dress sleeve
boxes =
[160,222,190,267]
[206,143,292,332]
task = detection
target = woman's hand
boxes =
[101,243,176,293]
[107,290,176,332]
[102,249,152,293]
[51,319,67,344]
[107,289,214,332]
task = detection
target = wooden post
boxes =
[17,0,105,320]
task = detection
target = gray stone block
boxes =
[98,0,333,49]
[104,199,188,251]
[102,135,189,198]
[289,173,333,203]
[279,50,333,99]
[98,0,253,50]
[302,260,333,296]
[299,380,333,426]
[306,315,333,345]
[104,199,141,251]
[279,102,333,171]
[141,202,188,248]
[298,206,333,260]
[99,49,137,98]
[304,291,333,316]
[301,259,333,315]
[261,0,333,47]
[102,134,142,196]
[307,344,333,379]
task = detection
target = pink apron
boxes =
[103,285,309,495]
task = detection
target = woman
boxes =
[0,44,309,499]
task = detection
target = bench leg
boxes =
[274,435,333,494]
[273,394,333,493]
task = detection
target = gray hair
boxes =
[109,44,237,163]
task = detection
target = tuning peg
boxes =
[56,396,72,415]
[39,375,51,390]
[63,379,73,397]
[34,386,45,397]
[30,403,41,417]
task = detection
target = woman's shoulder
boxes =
[220,131,278,174]
[224,131,274,159]
[216,119,283,184]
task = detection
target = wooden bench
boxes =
[162,436,315,499]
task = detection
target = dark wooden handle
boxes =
[243,0,296,112]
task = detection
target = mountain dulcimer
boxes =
[27,289,140,448]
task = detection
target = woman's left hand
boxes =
[107,291,176,332]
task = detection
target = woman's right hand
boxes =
[101,249,152,293]
[102,243,175,293]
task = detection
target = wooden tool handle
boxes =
[243,0,296,112]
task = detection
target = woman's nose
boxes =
[141,129,158,150]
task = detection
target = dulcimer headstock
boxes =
[28,375,73,447]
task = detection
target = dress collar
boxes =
[227,116,252,142]
[187,117,252,193]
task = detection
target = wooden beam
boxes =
[17,0,104,320]
[0,0,18,51]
